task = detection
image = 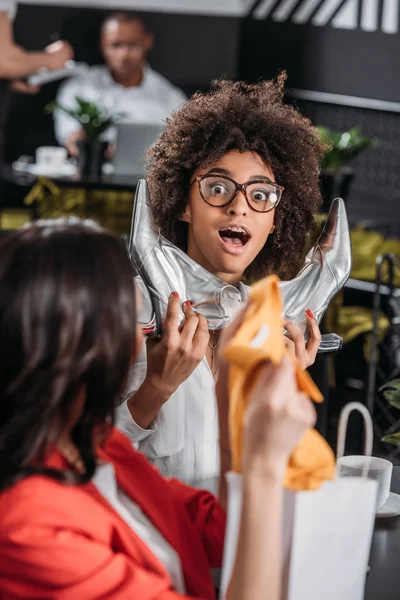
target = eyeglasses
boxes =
[190,174,284,213]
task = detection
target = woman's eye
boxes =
[252,189,268,201]
[211,183,228,195]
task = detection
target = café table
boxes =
[365,465,400,599]
[1,164,140,194]
[1,164,140,230]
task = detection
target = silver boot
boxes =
[129,180,351,352]
[280,198,352,352]
[129,179,245,335]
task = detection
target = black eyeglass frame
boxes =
[190,173,284,214]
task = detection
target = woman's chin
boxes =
[188,244,251,282]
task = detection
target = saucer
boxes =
[376,492,400,518]
[25,163,77,177]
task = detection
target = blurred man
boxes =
[54,11,186,156]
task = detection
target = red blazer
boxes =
[0,429,225,599]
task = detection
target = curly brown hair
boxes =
[146,73,325,281]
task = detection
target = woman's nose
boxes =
[226,190,248,216]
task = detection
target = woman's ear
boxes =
[179,204,192,224]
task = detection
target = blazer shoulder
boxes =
[0,475,104,537]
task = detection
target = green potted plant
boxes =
[316,126,377,211]
[46,97,123,177]
[379,379,400,446]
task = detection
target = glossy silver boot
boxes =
[129,179,245,336]
[280,197,352,352]
[129,180,351,352]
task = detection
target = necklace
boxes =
[208,336,221,378]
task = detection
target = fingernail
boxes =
[171,291,179,298]
[306,309,314,319]
[184,300,192,307]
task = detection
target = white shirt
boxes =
[0,0,16,20]
[116,282,248,484]
[54,64,186,146]
[117,354,219,485]
[93,462,186,594]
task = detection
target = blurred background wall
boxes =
[5,0,400,224]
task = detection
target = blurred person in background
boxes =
[0,0,73,92]
[0,0,73,173]
[0,219,315,599]
[54,11,186,157]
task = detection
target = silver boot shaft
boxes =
[280,198,352,352]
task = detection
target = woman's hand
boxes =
[243,357,316,479]
[127,292,210,429]
[283,309,321,369]
[227,358,315,600]
[44,40,74,70]
[9,80,41,95]
[145,292,210,398]
[127,292,209,429]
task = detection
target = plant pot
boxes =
[320,168,355,212]
[77,140,108,178]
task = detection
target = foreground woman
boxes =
[0,219,315,599]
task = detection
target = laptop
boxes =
[113,122,164,176]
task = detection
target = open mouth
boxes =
[218,226,251,252]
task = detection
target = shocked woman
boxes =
[117,74,323,484]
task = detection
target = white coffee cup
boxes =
[337,455,393,509]
[36,146,67,170]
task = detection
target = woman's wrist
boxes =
[127,376,172,428]
[145,373,176,403]
[243,455,287,485]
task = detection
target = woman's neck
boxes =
[57,436,85,473]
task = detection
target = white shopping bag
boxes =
[220,402,378,600]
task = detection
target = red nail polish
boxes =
[306,309,314,319]
[184,300,192,307]
[171,291,179,298]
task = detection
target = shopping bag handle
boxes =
[336,402,373,461]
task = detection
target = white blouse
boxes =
[117,356,219,485]
[54,64,186,146]
[92,462,186,594]
[116,282,248,484]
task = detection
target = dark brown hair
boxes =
[102,10,149,33]
[0,219,136,491]
[147,74,325,281]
